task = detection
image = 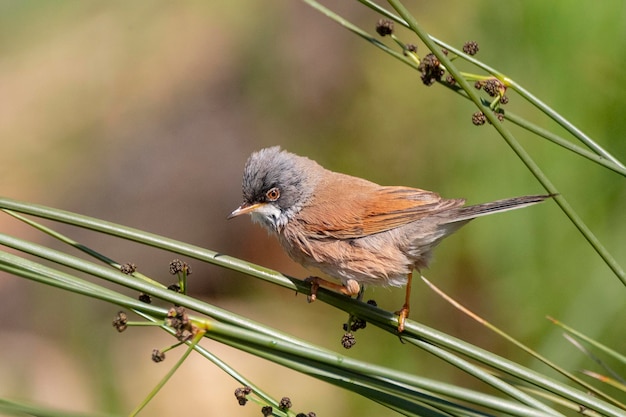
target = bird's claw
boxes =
[304,277,319,303]
[395,304,410,333]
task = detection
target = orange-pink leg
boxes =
[304,277,360,302]
[395,271,413,332]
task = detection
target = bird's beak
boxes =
[227,202,265,219]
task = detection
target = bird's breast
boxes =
[277,221,417,286]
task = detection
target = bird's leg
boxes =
[304,277,360,303]
[395,271,413,333]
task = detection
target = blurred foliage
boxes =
[0,1,624,416]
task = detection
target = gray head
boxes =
[228,146,321,232]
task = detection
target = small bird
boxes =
[228,146,550,332]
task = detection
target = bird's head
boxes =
[228,146,320,233]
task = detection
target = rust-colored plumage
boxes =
[229,147,550,332]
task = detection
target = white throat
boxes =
[250,204,288,233]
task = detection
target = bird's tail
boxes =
[442,194,554,224]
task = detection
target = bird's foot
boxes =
[395,303,410,333]
[303,277,360,303]
[304,276,320,303]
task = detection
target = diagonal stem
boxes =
[385,0,625,287]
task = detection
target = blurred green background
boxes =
[1,1,625,416]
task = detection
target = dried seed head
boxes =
[351,318,367,331]
[341,332,357,349]
[279,397,292,410]
[168,283,182,293]
[169,259,192,275]
[166,306,194,341]
[234,386,252,406]
[120,263,137,275]
[112,311,128,332]
[472,111,487,126]
[418,53,444,86]
[152,349,166,363]
[463,40,479,55]
[483,78,505,97]
[169,259,183,274]
[375,19,394,36]
[138,293,152,304]
[403,44,418,56]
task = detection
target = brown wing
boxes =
[297,172,465,239]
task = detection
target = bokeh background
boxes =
[1,1,625,416]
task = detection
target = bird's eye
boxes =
[266,187,280,201]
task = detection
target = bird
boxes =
[228,146,550,332]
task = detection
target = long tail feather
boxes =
[443,194,554,224]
